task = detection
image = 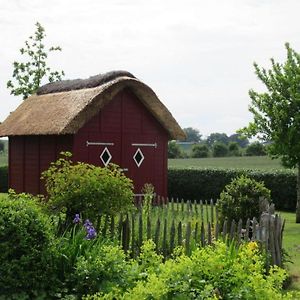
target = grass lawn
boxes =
[168,156,291,171]
[279,211,300,290]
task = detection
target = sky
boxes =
[1,0,300,138]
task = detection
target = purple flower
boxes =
[73,214,81,224]
[86,226,97,240]
[84,219,92,229]
[83,219,97,240]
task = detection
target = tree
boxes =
[182,127,202,143]
[168,141,182,158]
[241,43,300,222]
[191,144,209,158]
[7,22,64,99]
[245,142,266,156]
[206,132,229,147]
[212,142,228,157]
[228,133,249,148]
[228,142,240,156]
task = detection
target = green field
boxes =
[168,156,291,171]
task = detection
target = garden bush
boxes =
[0,165,8,192]
[217,175,271,224]
[0,192,55,297]
[42,152,134,225]
[245,141,266,156]
[212,142,228,157]
[168,141,183,158]
[84,240,299,300]
[191,144,209,158]
[228,141,241,156]
[168,168,296,211]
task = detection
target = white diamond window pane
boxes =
[133,148,144,167]
[100,147,112,166]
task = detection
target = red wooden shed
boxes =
[0,71,185,197]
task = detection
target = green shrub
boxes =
[212,142,228,157]
[245,141,266,156]
[0,165,8,192]
[84,240,298,300]
[228,141,240,156]
[168,168,296,211]
[73,244,131,297]
[0,192,55,297]
[42,152,134,225]
[217,175,271,224]
[191,144,209,158]
[168,141,183,158]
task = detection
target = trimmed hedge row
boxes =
[0,165,296,210]
[168,168,297,211]
[0,166,8,193]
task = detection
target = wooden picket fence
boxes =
[99,197,284,267]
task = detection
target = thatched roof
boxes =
[0,72,185,140]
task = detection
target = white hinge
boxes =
[131,143,157,148]
[86,141,114,147]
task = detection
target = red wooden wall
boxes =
[73,88,169,196]
[9,135,73,194]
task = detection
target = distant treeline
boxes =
[168,128,266,159]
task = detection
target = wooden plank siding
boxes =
[73,88,169,197]
[9,135,73,194]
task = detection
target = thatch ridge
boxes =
[37,70,135,95]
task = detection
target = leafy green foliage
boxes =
[7,22,64,99]
[42,152,134,225]
[182,127,202,142]
[242,43,300,168]
[84,240,298,300]
[240,43,300,222]
[206,132,229,146]
[1,198,298,299]
[168,168,296,211]
[74,244,131,297]
[228,141,240,156]
[212,141,228,157]
[217,175,271,224]
[0,192,55,297]
[191,144,209,158]
[245,141,266,156]
[0,165,8,192]
[168,141,183,158]
[228,133,249,148]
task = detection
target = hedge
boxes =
[0,165,297,210]
[0,166,8,193]
[168,168,296,211]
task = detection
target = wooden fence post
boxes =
[178,221,183,246]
